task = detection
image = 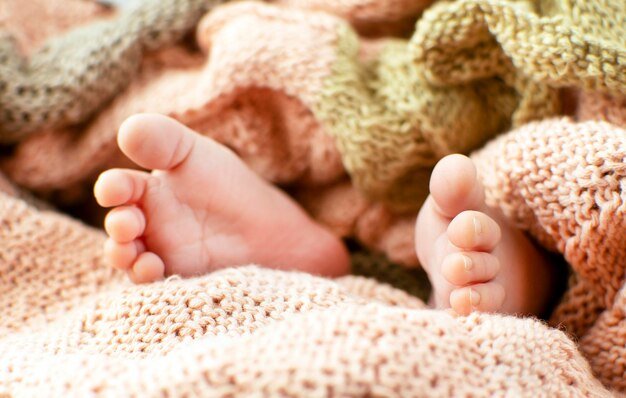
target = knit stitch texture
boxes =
[0,0,222,143]
[0,188,619,396]
[0,0,626,395]
[2,0,624,209]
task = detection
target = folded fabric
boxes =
[1,115,624,394]
[0,0,432,142]
[0,1,625,393]
[0,0,224,143]
[2,0,624,211]
[0,189,616,396]
[1,0,625,264]
[280,0,433,37]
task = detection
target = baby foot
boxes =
[415,154,554,316]
[94,114,349,283]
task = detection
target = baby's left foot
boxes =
[416,154,554,316]
[94,114,349,283]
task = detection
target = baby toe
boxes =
[128,252,165,284]
[447,210,501,251]
[428,154,485,218]
[441,252,500,286]
[104,238,145,270]
[94,169,150,207]
[104,206,146,243]
[449,282,505,315]
[118,114,197,171]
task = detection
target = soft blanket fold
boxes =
[1,115,625,395]
[2,0,625,209]
[0,189,616,396]
[1,0,626,395]
[0,0,223,142]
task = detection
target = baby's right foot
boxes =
[94,114,349,283]
[415,155,555,316]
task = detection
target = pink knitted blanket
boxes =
[0,0,625,395]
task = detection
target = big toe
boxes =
[429,154,485,218]
[118,113,196,171]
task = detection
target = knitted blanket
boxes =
[1,0,626,396]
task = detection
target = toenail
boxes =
[472,216,482,236]
[469,288,481,307]
[461,255,473,271]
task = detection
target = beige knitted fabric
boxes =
[2,0,625,265]
[0,189,617,396]
[1,2,626,394]
[0,0,223,143]
[315,0,626,207]
[473,119,626,314]
[278,0,434,37]
[0,0,111,55]
[470,118,626,391]
[1,117,625,394]
[3,0,624,209]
